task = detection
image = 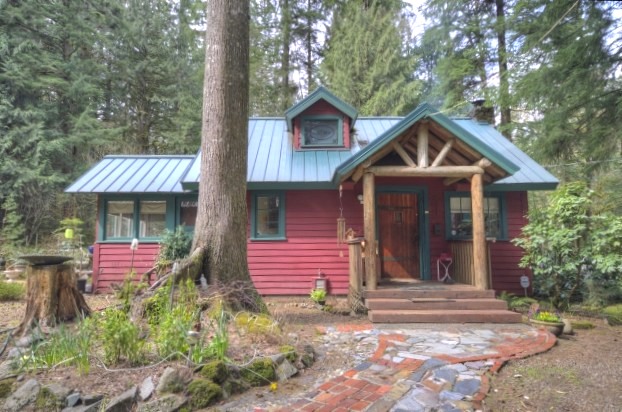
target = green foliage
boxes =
[234,312,279,336]
[187,379,222,409]
[20,318,95,374]
[321,0,421,115]
[570,320,595,330]
[309,289,326,303]
[603,305,622,326]
[100,308,145,365]
[0,281,24,301]
[514,183,622,309]
[157,227,192,264]
[115,271,147,312]
[279,345,297,363]
[530,310,561,323]
[156,305,196,358]
[498,291,537,312]
[205,307,230,361]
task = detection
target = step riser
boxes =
[366,300,508,311]
[364,290,496,299]
[369,311,522,324]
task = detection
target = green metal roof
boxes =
[284,86,358,132]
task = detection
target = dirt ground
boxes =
[0,293,621,411]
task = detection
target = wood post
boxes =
[347,238,365,314]
[471,173,489,290]
[417,121,429,167]
[363,172,378,290]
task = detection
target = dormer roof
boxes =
[284,86,358,132]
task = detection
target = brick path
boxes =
[266,324,557,412]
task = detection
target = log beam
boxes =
[417,121,429,167]
[471,173,489,290]
[444,158,491,185]
[368,165,484,178]
[392,142,416,167]
[431,138,454,167]
[363,172,378,291]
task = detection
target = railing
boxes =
[347,238,366,314]
[449,240,492,287]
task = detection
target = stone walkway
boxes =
[263,323,556,412]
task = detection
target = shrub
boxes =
[514,182,622,309]
[100,308,145,365]
[157,227,192,269]
[0,281,24,301]
[603,304,622,326]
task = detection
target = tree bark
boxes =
[185,0,263,312]
[16,264,91,337]
[495,0,511,138]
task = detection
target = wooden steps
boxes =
[364,287,522,323]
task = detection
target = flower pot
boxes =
[529,319,564,336]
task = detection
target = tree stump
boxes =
[16,263,91,337]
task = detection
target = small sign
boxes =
[181,201,198,208]
[520,275,530,288]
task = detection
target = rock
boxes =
[104,386,137,412]
[199,360,228,384]
[453,378,481,396]
[563,319,574,335]
[136,394,187,412]
[276,359,298,382]
[0,379,15,399]
[66,392,81,408]
[438,390,464,401]
[409,358,448,382]
[14,333,44,348]
[62,399,102,412]
[45,383,74,402]
[0,362,16,381]
[3,378,40,411]
[82,394,104,405]
[6,348,24,360]
[268,353,285,364]
[156,367,193,394]
[139,377,154,401]
[433,368,458,385]
[187,379,222,409]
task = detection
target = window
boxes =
[106,201,134,239]
[251,192,285,239]
[139,201,166,238]
[301,116,342,147]
[446,193,505,240]
[103,198,170,240]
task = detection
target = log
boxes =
[363,172,378,290]
[471,173,489,290]
[417,121,429,167]
[16,263,91,336]
[367,165,484,178]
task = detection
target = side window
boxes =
[106,200,134,239]
[139,200,167,238]
[447,194,504,240]
[252,193,285,239]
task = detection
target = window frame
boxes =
[300,115,344,148]
[99,196,174,242]
[250,191,286,241]
[444,192,507,241]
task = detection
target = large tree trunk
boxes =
[180,0,263,312]
[16,264,91,337]
[495,0,511,139]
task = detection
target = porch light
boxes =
[314,269,327,290]
[357,194,364,204]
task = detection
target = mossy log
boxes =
[16,264,91,336]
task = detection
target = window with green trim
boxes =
[103,198,170,240]
[251,192,285,239]
[301,116,343,147]
[446,193,505,240]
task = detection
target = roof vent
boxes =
[470,99,494,124]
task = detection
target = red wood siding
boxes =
[93,243,160,292]
[248,189,362,295]
[293,100,351,149]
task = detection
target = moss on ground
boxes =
[199,360,228,384]
[279,345,297,363]
[0,379,15,398]
[240,358,276,386]
[187,378,222,409]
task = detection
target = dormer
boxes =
[285,87,358,150]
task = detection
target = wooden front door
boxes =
[378,192,420,279]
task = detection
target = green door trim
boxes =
[376,186,430,280]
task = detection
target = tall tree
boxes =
[321,0,422,115]
[190,0,263,311]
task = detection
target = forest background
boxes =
[0,0,620,251]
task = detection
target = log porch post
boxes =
[363,172,378,290]
[471,173,489,290]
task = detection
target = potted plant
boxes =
[528,308,564,336]
[310,288,327,307]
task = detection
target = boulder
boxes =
[104,386,137,412]
[156,367,193,394]
[139,377,154,401]
[276,359,298,382]
[136,394,187,412]
[3,379,40,411]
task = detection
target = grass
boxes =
[0,281,24,301]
